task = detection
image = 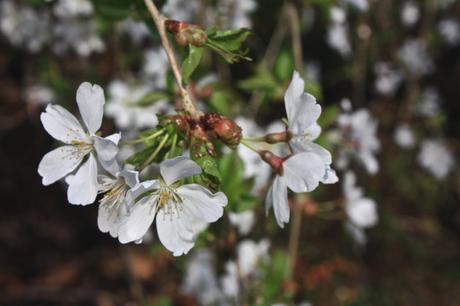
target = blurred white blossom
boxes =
[229,211,256,235]
[53,0,93,18]
[399,39,433,76]
[418,140,454,180]
[336,108,380,175]
[401,1,420,27]
[343,171,378,244]
[374,62,403,96]
[327,7,352,57]
[394,124,416,149]
[438,19,460,45]
[106,80,172,130]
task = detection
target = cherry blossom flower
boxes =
[118,156,228,256]
[182,249,223,305]
[228,211,255,235]
[394,124,416,149]
[53,0,93,18]
[401,1,419,27]
[327,7,351,57]
[399,39,433,76]
[336,108,380,174]
[418,140,455,180]
[38,82,120,205]
[343,171,378,244]
[285,71,338,184]
[97,169,139,238]
[221,239,270,299]
[264,151,329,228]
[106,80,172,130]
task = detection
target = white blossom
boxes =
[38,82,120,205]
[53,0,93,18]
[0,1,50,53]
[25,84,55,107]
[343,171,378,244]
[374,62,403,96]
[229,211,255,235]
[119,17,151,44]
[418,140,455,180]
[118,156,228,256]
[286,71,338,184]
[182,249,224,305]
[52,19,105,57]
[417,87,441,118]
[336,108,380,174]
[162,0,198,22]
[221,239,270,299]
[394,124,416,149]
[438,19,460,45]
[399,39,433,76]
[401,1,419,27]
[266,72,338,228]
[106,80,172,130]
[97,169,139,239]
[327,7,351,57]
[143,47,169,89]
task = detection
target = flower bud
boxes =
[259,150,284,175]
[265,131,290,144]
[165,19,189,34]
[202,113,242,148]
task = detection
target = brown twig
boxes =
[143,0,203,119]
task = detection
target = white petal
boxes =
[118,170,139,188]
[65,154,98,205]
[38,145,87,185]
[290,139,332,165]
[76,82,105,134]
[160,156,202,185]
[93,135,120,174]
[40,104,87,144]
[359,151,379,175]
[105,132,121,145]
[284,71,304,123]
[283,152,326,192]
[346,198,378,228]
[127,180,160,203]
[98,201,127,238]
[156,209,195,256]
[321,167,339,184]
[271,176,290,228]
[118,196,157,243]
[289,93,321,136]
[177,184,227,223]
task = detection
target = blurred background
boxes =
[1,0,460,305]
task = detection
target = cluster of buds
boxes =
[166,112,242,151]
[165,19,208,47]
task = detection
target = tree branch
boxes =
[143,0,203,119]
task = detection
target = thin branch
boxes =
[143,0,203,119]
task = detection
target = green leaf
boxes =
[190,138,221,191]
[317,105,340,128]
[137,91,170,107]
[205,28,252,63]
[274,50,294,81]
[125,145,157,168]
[261,250,290,302]
[209,90,231,116]
[182,45,204,83]
[91,0,132,21]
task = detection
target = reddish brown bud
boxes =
[265,131,291,144]
[259,150,284,174]
[202,113,242,148]
[165,19,189,34]
[175,32,188,46]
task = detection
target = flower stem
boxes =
[140,133,170,171]
[120,129,165,145]
[143,0,202,119]
[240,139,259,153]
[241,135,266,142]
